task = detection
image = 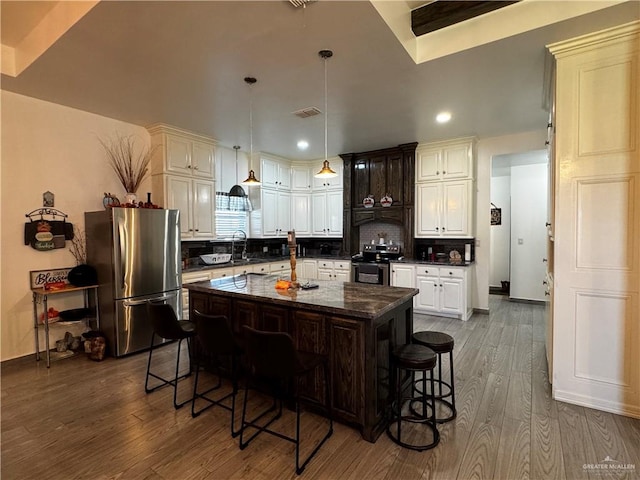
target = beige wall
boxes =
[1,90,151,361]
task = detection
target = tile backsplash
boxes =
[359,222,403,248]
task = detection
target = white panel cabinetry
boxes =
[549,21,640,417]
[415,137,475,238]
[149,124,217,240]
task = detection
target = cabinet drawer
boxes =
[440,267,464,279]
[254,264,270,274]
[317,260,334,269]
[416,266,439,277]
[333,261,350,271]
[269,262,289,273]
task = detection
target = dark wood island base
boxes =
[185,274,417,443]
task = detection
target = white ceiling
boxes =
[1,1,638,160]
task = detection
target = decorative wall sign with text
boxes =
[491,203,502,226]
[29,268,72,290]
[24,208,74,251]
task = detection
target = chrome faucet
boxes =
[231,230,247,262]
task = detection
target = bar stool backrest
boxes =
[192,310,237,355]
[242,325,297,380]
[146,302,187,340]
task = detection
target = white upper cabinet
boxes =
[260,155,291,190]
[149,124,216,179]
[416,137,474,182]
[312,158,343,190]
[291,164,312,191]
[291,193,311,236]
[416,180,473,237]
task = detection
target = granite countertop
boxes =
[391,259,475,267]
[185,273,417,320]
[183,255,352,273]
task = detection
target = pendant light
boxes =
[315,49,338,179]
[241,76,261,185]
[229,145,251,211]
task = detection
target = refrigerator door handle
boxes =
[123,294,172,307]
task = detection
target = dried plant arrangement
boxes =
[98,133,156,194]
[69,226,86,265]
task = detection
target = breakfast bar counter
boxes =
[185,274,418,442]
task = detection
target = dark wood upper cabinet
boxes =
[340,143,417,257]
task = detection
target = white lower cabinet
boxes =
[414,265,470,320]
[392,263,472,320]
[269,261,291,277]
[391,264,415,288]
[301,260,318,279]
[317,260,351,281]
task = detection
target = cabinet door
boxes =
[259,305,289,332]
[191,141,215,179]
[192,180,215,238]
[441,142,471,180]
[166,135,192,175]
[369,155,387,201]
[415,274,439,311]
[440,277,463,314]
[291,165,311,191]
[329,316,364,424]
[317,268,333,281]
[291,193,311,236]
[391,264,415,288]
[386,153,404,206]
[441,181,470,236]
[334,270,350,282]
[416,148,441,182]
[294,311,327,403]
[276,191,291,235]
[261,189,278,236]
[326,190,343,236]
[260,158,280,189]
[301,260,318,279]
[278,163,292,190]
[166,176,193,237]
[353,158,369,205]
[416,183,441,236]
[311,192,328,236]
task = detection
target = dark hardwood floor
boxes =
[2,295,638,479]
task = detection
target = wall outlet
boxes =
[263,246,268,253]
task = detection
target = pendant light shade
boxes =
[315,49,338,179]
[242,76,261,186]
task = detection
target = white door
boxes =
[441,143,471,180]
[440,278,463,314]
[317,268,333,281]
[301,260,318,279]
[291,166,311,191]
[415,275,439,311]
[311,192,328,236]
[261,158,280,189]
[334,270,350,282]
[276,191,291,236]
[291,193,311,236]
[261,189,278,236]
[166,135,192,175]
[326,190,343,236]
[278,164,292,190]
[441,181,469,236]
[166,176,192,237]
[416,148,441,182]
[416,183,441,236]
[392,264,415,288]
[192,180,215,238]
[191,141,215,179]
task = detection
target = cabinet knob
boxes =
[545,291,550,296]
[545,222,551,227]
[436,171,440,175]
[195,229,199,232]
[543,258,548,263]
[435,227,439,231]
[543,280,548,285]
[194,166,199,170]
[545,141,550,145]
[449,271,452,275]
[187,164,192,169]
[443,171,446,174]
[442,227,446,231]
[440,284,443,287]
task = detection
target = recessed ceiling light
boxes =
[436,111,452,123]
[297,140,309,150]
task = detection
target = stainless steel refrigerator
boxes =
[85,208,182,357]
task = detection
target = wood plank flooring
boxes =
[2,295,639,479]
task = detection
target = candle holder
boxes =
[288,230,301,289]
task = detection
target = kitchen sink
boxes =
[199,253,232,265]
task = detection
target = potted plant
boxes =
[98,133,156,205]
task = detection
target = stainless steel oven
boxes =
[351,262,390,286]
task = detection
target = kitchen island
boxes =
[185,274,418,442]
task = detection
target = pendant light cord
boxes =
[324,53,328,163]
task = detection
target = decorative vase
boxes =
[125,192,137,204]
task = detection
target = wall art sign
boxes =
[24,208,74,251]
[30,268,72,290]
[491,203,502,226]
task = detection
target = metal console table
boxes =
[31,284,100,367]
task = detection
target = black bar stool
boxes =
[412,331,456,423]
[239,325,333,475]
[145,302,196,409]
[190,310,244,437]
[387,343,440,451]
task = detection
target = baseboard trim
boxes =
[508,298,545,306]
[473,308,490,315]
